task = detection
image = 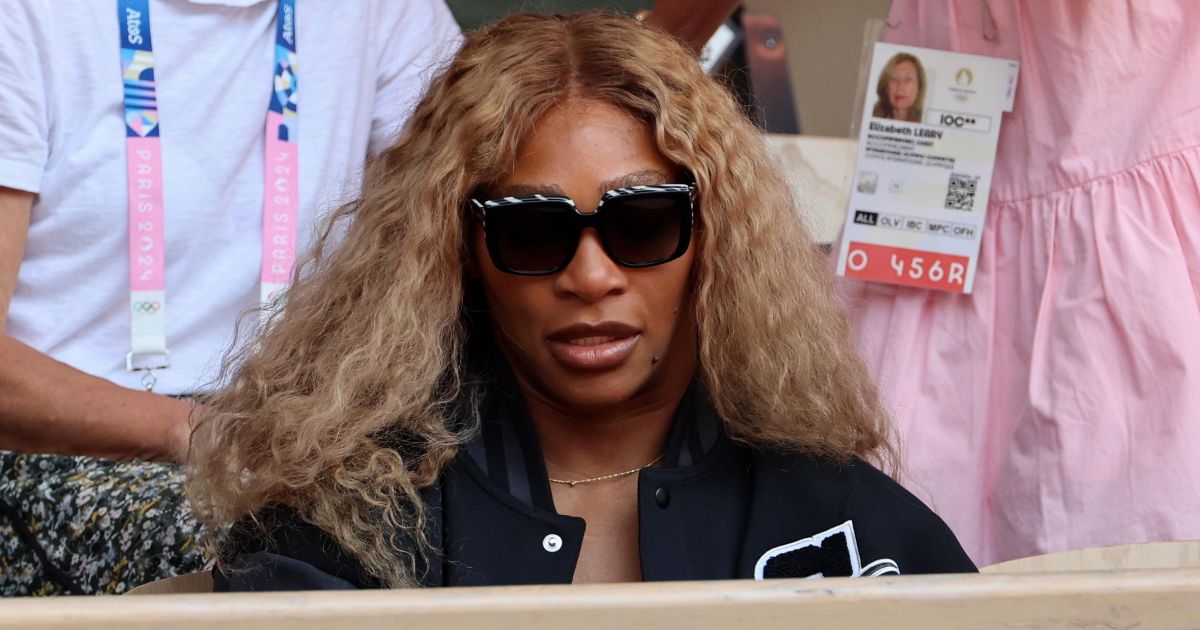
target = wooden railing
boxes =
[3,569,1199,629]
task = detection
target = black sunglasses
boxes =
[470,184,696,275]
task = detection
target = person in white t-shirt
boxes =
[0,0,460,594]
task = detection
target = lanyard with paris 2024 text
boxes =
[118,0,298,390]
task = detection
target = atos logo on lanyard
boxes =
[117,0,299,390]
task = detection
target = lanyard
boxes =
[118,0,298,390]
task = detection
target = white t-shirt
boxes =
[0,0,461,394]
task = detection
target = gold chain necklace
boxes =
[548,453,665,487]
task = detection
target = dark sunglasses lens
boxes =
[602,193,689,265]
[490,203,578,273]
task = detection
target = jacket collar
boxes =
[459,349,724,511]
[438,342,740,586]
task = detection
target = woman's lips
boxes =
[547,323,640,371]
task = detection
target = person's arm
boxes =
[646,0,740,53]
[365,1,463,157]
[0,187,192,462]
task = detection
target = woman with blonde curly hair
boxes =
[190,11,973,590]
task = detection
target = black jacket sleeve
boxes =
[844,463,977,574]
[212,506,375,592]
[214,551,358,591]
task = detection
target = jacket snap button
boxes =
[542,534,563,552]
[655,486,670,508]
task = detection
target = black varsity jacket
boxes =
[216,367,975,590]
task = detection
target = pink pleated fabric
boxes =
[840,0,1200,565]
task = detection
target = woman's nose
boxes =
[552,228,627,302]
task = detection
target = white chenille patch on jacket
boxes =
[753,520,900,579]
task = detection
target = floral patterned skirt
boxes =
[0,452,208,596]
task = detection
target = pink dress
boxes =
[841,0,1200,565]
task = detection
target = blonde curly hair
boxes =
[188,11,894,588]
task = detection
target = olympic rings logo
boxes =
[133,301,161,314]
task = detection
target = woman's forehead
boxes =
[489,101,680,201]
[489,169,676,199]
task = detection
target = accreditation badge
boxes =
[835,43,1019,294]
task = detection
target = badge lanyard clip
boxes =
[126,350,171,391]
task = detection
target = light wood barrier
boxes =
[124,570,213,595]
[3,570,1200,629]
[983,540,1200,574]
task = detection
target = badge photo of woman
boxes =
[189,11,975,591]
[873,52,926,123]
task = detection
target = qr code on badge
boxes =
[944,173,979,211]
